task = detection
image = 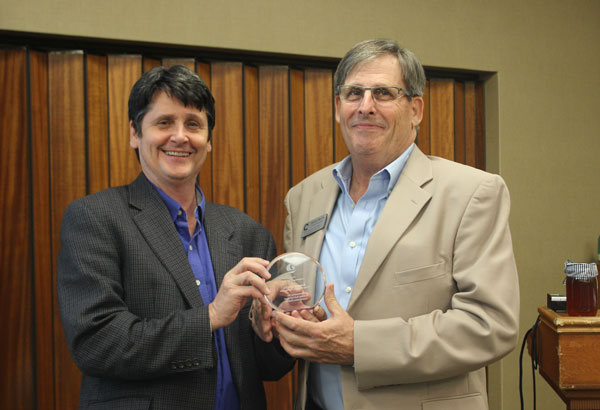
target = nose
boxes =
[358,89,376,115]
[170,122,188,143]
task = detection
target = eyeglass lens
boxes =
[339,86,402,103]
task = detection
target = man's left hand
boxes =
[272,283,354,365]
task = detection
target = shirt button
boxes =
[349,241,356,248]
[196,280,201,286]
[345,286,352,293]
[189,245,193,251]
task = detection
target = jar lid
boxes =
[565,260,599,279]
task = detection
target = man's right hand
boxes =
[208,257,271,331]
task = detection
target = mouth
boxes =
[162,150,192,157]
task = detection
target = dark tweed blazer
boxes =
[57,173,294,410]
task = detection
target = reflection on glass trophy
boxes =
[264,252,327,313]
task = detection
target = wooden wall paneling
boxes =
[143,57,161,72]
[475,82,486,170]
[86,54,109,194]
[30,49,54,410]
[464,82,477,168]
[108,55,142,187]
[210,62,245,210]
[258,65,290,253]
[258,66,292,410]
[244,65,260,220]
[0,48,34,410]
[417,80,431,155]
[428,79,455,161]
[162,58,195,70]
[454,81,466,165]
[48,51,87,410]
[210,62,245,211]
[334,121,348,163]
[196,62,213,202]
[304,69,334,176]
[290,69,306,186]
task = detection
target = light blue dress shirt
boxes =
[309,144,415,410]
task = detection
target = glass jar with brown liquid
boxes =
[565,260,599,316]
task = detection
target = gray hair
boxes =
[334,39,426,98]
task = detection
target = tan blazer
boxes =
[283,146,519,410]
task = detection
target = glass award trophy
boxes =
[264,252,327,313]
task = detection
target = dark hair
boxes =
[128,65,215,139]
[334,39,426,98]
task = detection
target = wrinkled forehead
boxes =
[344,54,404,86]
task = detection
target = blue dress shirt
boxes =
[309,144,415,410]
[154,184,240,410]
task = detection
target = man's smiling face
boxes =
[129,90,211,192]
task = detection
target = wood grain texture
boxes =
[429,79,454,161]
[417,80,431,155]
[30,49,55,410]
[143,57,161,72]
[211,62,245,211]
[290,69,306,186]
[162,58,195,70]
[0,48,34,410]
[259,65,290,256]
[108,55,142,187]
[465,82,477,168]
[334,120,349,163]
[454,81,466,164]
[86,54,109,194]
[475,82,486,170]
[197,62,213,202]
[304,69,334,176]
[244,65,260,220]
[49,51,87,410]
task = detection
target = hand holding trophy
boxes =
[264,252,327,313]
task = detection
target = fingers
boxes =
[230,257,271,280]
[251,300,274,342]
[323,283,343,315]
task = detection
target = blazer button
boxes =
[194,361,200,366]
[171,364,177,370]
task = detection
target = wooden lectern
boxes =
[529,306,600,409]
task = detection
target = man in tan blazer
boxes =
[254,39,519,410]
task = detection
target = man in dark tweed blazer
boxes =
[57,65,294,410]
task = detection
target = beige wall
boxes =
[2,0,599,409]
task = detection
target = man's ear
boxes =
[129,121,139,149]
[334,95,341,124]
[410,96,424,128]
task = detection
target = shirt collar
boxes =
[332,143,415,197]
[151,183,206,223]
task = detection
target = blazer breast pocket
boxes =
[87,396,151,410]
[394,261,448,286]
[422,393,485,410]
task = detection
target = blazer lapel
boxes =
[348,147,433,311]
[303,173,340,261]
[203,203,241,289]
[129,174,205,308]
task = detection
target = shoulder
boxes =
[286,163,337,200]
[64,185,129,217]
[422,156,510,210]
[428,155,507,190]
[205,202,269,233]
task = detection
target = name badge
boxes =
[301,214,328,238]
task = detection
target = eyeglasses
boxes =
[336,85,414,104]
